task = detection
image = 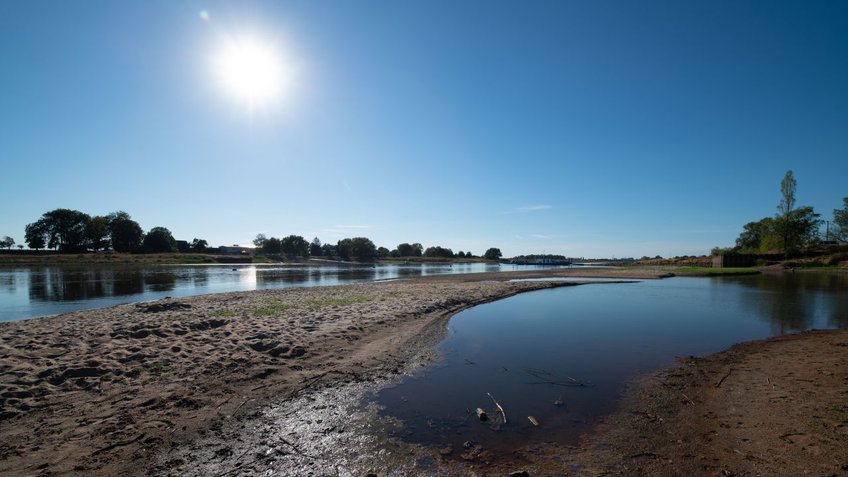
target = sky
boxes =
[1,1,846,258]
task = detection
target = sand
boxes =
[1,267,845,476]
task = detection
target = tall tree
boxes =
[396,243,414,257]
[778,170,797,217]
[86,215,111,251]
[108,211,143,252]
[25,208,91,251]
[281,235,309,258]
[25,222,47,250]
[337,237,376,261]
[142,227,177,253]
[253,234,268,248]
[777,170,797,252]
[262,237,282,254]
[483,248,502,260]
[309,237,322,256]
[833,197,848,242]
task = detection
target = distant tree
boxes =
[191,238,208,252]
[483,248,502,260]
[465,251,475,259]
[396,243,415,257]
[778,170,796,217]
[108,211,143,253]
[142,227,177,253]
[85,215,111,251]
[321,243,337,258]
[25,222,47,250]
[778,206,821,254]
[309,237,322,256]
[411,243,423,257]
[0,236,14,250]
[253,234,268,248]
[833,197,848,242]
[17,244,23,250]
[457,251,466,258]
[337,237,377,261]
[424,246,454,258]
[281,235,309,258]
[263,237,283,254]
[777,170,798,252]
[26,208,91,252]
[735,218,777,253]
[376,246,390,258]
[389,248,401,258]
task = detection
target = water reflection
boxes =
[1,263,539,321]
[373,273,848,460]
[720,272,848,333]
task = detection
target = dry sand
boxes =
[1,267,845,476]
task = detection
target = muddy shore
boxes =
[1,268,845,476]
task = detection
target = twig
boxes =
[715,368,732,388]
[487,392,506,424]
[681,393,695,405]
[231,398,252,416]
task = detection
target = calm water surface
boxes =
[373,273,848,456]
[0,263,550,321]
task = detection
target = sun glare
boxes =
[214,35,287,109]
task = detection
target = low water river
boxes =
[0,262,546,321]
[371,272,848,457]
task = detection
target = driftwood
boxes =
[527,415,539,427]
[715,368,733,388]
[487,392,506,424]
[476,407,488,421]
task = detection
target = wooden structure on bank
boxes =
[712,253,783,268]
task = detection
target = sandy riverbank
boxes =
[2,268,844,476]
[0,268,657,476]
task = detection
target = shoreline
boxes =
[0,268,661,476]
[1,268,844,476]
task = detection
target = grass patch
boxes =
[216,310,236,317]
[832,405,848,424]
[253,301,294,315]
[673,266,760,276]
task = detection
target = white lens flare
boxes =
[214,36,287,109]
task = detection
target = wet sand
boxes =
[2,267,845,476]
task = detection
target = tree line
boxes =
[714,170,848,256]
[252,233,502,261]
[16,209,205,253]
[8,208,504,261]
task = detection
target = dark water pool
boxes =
[373,273,848,455]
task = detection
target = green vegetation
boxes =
[10,209,503,265]
[713,171,843,258]
[253,301,294,315]
[216,310,236,317]
[142,226,177,253]
[483,247,503,260]
[673,267,761,276]
[833,197,848,242]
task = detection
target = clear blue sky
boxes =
[1,1,846,258]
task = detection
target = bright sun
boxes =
[214,36,286,108]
